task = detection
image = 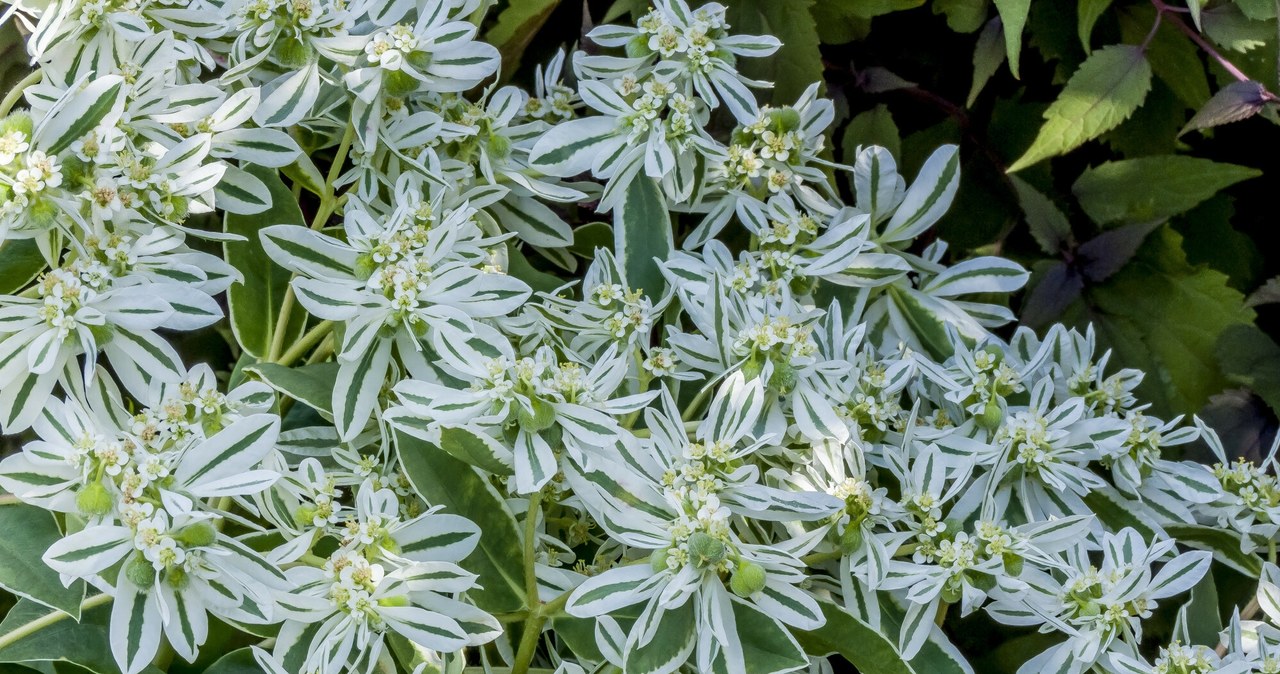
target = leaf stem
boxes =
[523,490,543,609]
[274,320,335,367]
[0,70,42,117]
[0,593,112,651]
[1153,0,1280,100]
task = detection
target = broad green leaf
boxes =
[968,18,1006,107]
[614,176,672,300]
[877,597,972,674]
[1117,6,1210,108]
[569,222,612,258]
[1203,4,1272,52]
[811,1,871,44]
[394,429,525,613]
[224,165,308,359]
[1071,155,1260,226]
[843,105,901,160]
[1183,571,1223,647]
[246,362,339,415]
[1063,226,1255,415]
[1009,176,1072,255]
[1007,44,1152,172]
[200,648,266,674]
[0,598,117,674]
[793,601,916,674]
[0,505,85,618]
[933,0,989,34]
[436,425,514,476]
[505,245,563,295]
[837,0,924,18]
[1216,324,1280,418]
[0,240,45,295]
[724,0,823,104]
[724,600,808,674]
[992,0,1029,78]
[1078,0,1114,50]
[624,602,696,674]
[484,0,560,77]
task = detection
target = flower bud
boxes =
[271,37,314,69]
[768,361,797,395]
[838,523,864,553]
[517,397,557,433]
[729,560,767,598]
[384,70,420,98]
[76,481,113,516]
[1,111,33,136]
[649,547,670,573]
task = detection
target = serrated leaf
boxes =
[224,165,308,359]
[1008,44,1153,172]
[968,18,1006,107]
[614,176,672,299]
[992,0,1030,78]
[1062,226,1255,415]
[1181,80,1272,135]
[1117,5,1210,108]
[1216,324,1280,417]
[793,601,916,674]
[1009,176,1072,254]
[0,505,85,618]
[1078,0,1115,50]
[394,429,525,613]
[1072,155,1260,226]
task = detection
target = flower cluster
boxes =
[0,2,1275,674]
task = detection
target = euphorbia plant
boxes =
[0,2,1277,674]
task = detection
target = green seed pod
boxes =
[125,555,156,588]
[729,560,767,598]
[687,532,727,568]
[27,197,59,230]
[941,582,962,604]
[271,37,314,69]
[625,34,650,58]
[76,481,113,516]
[769,361,797,395]
[487,133,511,159]
[517,397,557,433]
[1,110,33,136]
[354,254,377,281]
[293,505,318,527]
[178,522,217,548]
[976,397,1003,430]
[772,107,801,131]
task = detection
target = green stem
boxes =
[273,320,335,367]
[0,593,112,651]
[267,286,298,363]
[510,589,572,674]
[0,70,42,117]
[681,385,713,422]
[523,490,543,609]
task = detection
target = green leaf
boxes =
[569,222,612,258]
[1183,570,1223,647]
[1007,44,1152,172]
[724,0,823,104]
[1081,487,1163,540]
[1165,523,1263,577]
[1078,0,1114,50]
[933,0,990,34]
[436,426,514,476]
[200,648,266,674]
[484,0,561,78]
[0,505,85,619]
[1117,5,1210,108]
[624,602,695,674]
[224,165,308,359]
[968,17,1006,107]
[1071,155,1260,226]
[992,0,1030,78]
[246,362,339,415]
[843,105,901,160]
[1216,324,1280,417]
[505,245,562,295]
[811,1,871,44]
[0,598,117,674]
[1062,226,1255,415]
[394,429,525,613]
[1181,80,1271,135]
[793,601,915,674]
[726,601,807,674]
[0,240,45,295]
[877,597,971,674]
[614,176,672,299]
[1009,176,1072,255]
